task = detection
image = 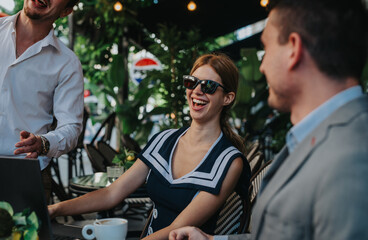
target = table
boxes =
[68,172,152,238]
[69,172,149,198]
[69,172,108,195]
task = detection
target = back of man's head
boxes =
[268,0,368,81]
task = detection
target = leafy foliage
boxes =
[112,147,136,169]
[144,24,215,129]
[0,201,39,240]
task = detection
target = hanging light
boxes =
[114,1,123,11]
[260,0,269,7]
[187,1,197,11]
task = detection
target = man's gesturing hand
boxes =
[14,130,42,158]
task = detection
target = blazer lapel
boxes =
[252,127,328,239]
[258,146,288,194]
[251,95,368,239]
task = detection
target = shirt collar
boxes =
[7,12,61,53]
[286,86,363,153]
[6,12,18,36]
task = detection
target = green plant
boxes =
[144,24,213,130]
[0,201,39,240]
[112,147,136,170]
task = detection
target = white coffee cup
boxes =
[82,218,128,240]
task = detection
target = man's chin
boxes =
[268,98,289,113]
[24,8,43,20]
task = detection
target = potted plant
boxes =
[112,147,136,170]
[0,201,39,240]
[106,147,136,184]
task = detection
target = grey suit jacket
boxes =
[229,95,368,240]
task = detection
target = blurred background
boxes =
[1,0,368,173]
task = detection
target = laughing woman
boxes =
[48,53,251,240]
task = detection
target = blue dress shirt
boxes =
[286,86,363,153]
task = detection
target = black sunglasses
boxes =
[183,75,228,94]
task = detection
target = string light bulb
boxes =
[187,1,197,11]
[260,0,269,7]
[114,1,123,11]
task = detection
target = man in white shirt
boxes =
[169,0,368,239]
[0,0,84,201]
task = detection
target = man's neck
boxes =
[15,10,53,57]
[290,75,359,125]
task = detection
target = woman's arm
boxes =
[48,159,149,218]
[143,157,243,240]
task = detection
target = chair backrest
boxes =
[97,141,118,165]
[121,133,142,154]
[246,140,260,161]
[244,160,272,233]
[249,160,273,208]
[214,191,249,235]
[140,209,153,239]
[249,152,264,177]
[76,108,90,149]
[90,112,116,145]
[84,143,111,172]
[139,191,248,238]
[139,191,249,238]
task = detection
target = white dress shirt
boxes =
[0,13,84,170]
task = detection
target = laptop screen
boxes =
[0,157,53,240]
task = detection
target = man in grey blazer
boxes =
[169,0,368,239]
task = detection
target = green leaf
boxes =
[112,155,125,166]
[239,48,263,82]
[23,227,38,240]
[26,212,39,230]
[108,54,126,88]
[13,214,27,226]
[0,201,13,216]
[124,160,134,170]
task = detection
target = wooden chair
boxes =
[84,143,111,172]
[121,185,152,222]
[245,140,265,177]
[90,112,116,146]
[249,152,264,177]
[140,190,249,238]
[249,160,273,208]
[83,112,118,172]
[246,140,260,161]
[140,209,153,238]
[97,140,118,165]
[214,190,250,235]
[246,160,273,233]
[67,107,90,178]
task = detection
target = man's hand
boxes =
[169,227,213,240]
[14,131,41,158]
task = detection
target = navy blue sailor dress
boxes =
[138,126,249,237]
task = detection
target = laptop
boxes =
[0,157,83,240]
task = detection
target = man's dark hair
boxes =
[268,0,368,81]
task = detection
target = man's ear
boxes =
[288,32,303,70]
[60,7,73,18]
[223,92,235,106]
